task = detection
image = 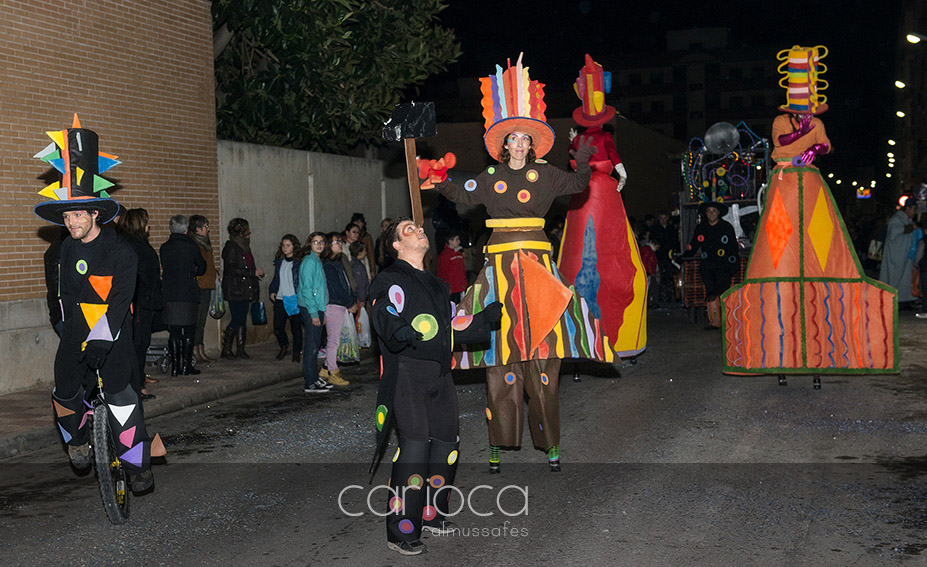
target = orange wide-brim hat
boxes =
[483,117,555,162]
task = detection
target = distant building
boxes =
[894,0,927,196]
[612,28,780,143]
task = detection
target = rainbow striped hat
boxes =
[777,45,828,115]
[479,53,554,161]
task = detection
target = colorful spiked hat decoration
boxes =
[572,54,616,127]
[34,114,122,225]
[480,53,554,161]
[777,45,828,115]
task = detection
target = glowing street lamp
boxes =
[896,80,907,88]
[897,110,907,118]
[888,152,894,158]
[888,139,897,146]
[887,173,892,178]
[907,33,926,44]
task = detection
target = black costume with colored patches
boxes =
[369,259,495,545]
[53,225,154,473]
[687,220,738,299]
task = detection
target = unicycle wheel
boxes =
[93,403,130,524]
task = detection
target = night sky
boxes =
[415,0,905,195]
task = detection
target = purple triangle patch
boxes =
[86,314,114,342]
[120,442,145,468]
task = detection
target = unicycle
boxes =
[91,370,130,524]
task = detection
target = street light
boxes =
[896,80,907,88]
[889,139,897,145]
[897,111,907,118]
[907,32,926,44]
[888,152,894,158]
[887,173,892,178]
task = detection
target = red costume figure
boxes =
[558,54,648,357]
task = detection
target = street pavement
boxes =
[2,306,927,565]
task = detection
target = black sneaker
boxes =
[304,381,331,394]
[387,539,427,556]
[130,469,155,495]
[68,443,91,470]
[422,520,458,536]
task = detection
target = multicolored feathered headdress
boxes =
[572,54,616,127]
[479,53,554,161]
[777,45,828,115]
[33,114,122,225]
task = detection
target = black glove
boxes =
[79,343,108,370]
[569,135,595,164]
[482,302,503,326]
[393,325,423,345]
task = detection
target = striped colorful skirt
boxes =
[452,220,614,370]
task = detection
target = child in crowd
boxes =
[269,234,303,363]
[436,229,467,303]
[298,231,330,392]
[320,232,357,386]
[349,241,371,347]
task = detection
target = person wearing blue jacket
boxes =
[269,234,303,362]
[299,232,329,392]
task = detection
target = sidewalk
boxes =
[0,341,374,461]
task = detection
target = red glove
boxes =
[417,153,457,189]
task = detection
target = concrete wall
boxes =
[214,141,410,346]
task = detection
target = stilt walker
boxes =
[722,46,899,380]
[420,54,616,474]
[558,54,648,358]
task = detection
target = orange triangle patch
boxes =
[53,400,75,418]
[88,275,112,301]
[519,250,572,356]
[150,433,167,457]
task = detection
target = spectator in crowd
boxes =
[189,215,217,364]
[650,212,679,304]
[120,208,162,399]
[269,234,303,362]
[436,229,467,303]
[299,231,330,392]
[351,213,377,276]
[637,229,660,307]
[880,197,918,308]
[160,214,207,376]
[375,217,394,272]
[349,240,370,310]
[320,232,357,386]
[221,218,264,359]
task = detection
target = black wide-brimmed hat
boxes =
[698,201,729,217]
[33,114,121,226]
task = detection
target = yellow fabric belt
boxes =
[486,217,545,228]
[485,240,552,254]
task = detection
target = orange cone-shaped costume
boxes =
[722,46,898,374]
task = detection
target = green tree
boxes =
[213,0,460,153]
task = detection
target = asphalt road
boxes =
[2,307,927,565]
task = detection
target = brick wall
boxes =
[0,0,218,301]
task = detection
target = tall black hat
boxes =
[33,114,121,225]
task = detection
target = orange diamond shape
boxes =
[764,189,793,269]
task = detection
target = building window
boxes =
[651,100,665,113]
[730,67,742,80]
[650,71,665,84]
[628,73,641,86]
[689,83,704,91]
[689,111,704,119]
[629,102,642,115]
[730,96,744,109]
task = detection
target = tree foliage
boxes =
[213,0,460,153]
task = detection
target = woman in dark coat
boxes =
[221,217,264,358]
[160,214,207,375]
[120,208,162,398]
